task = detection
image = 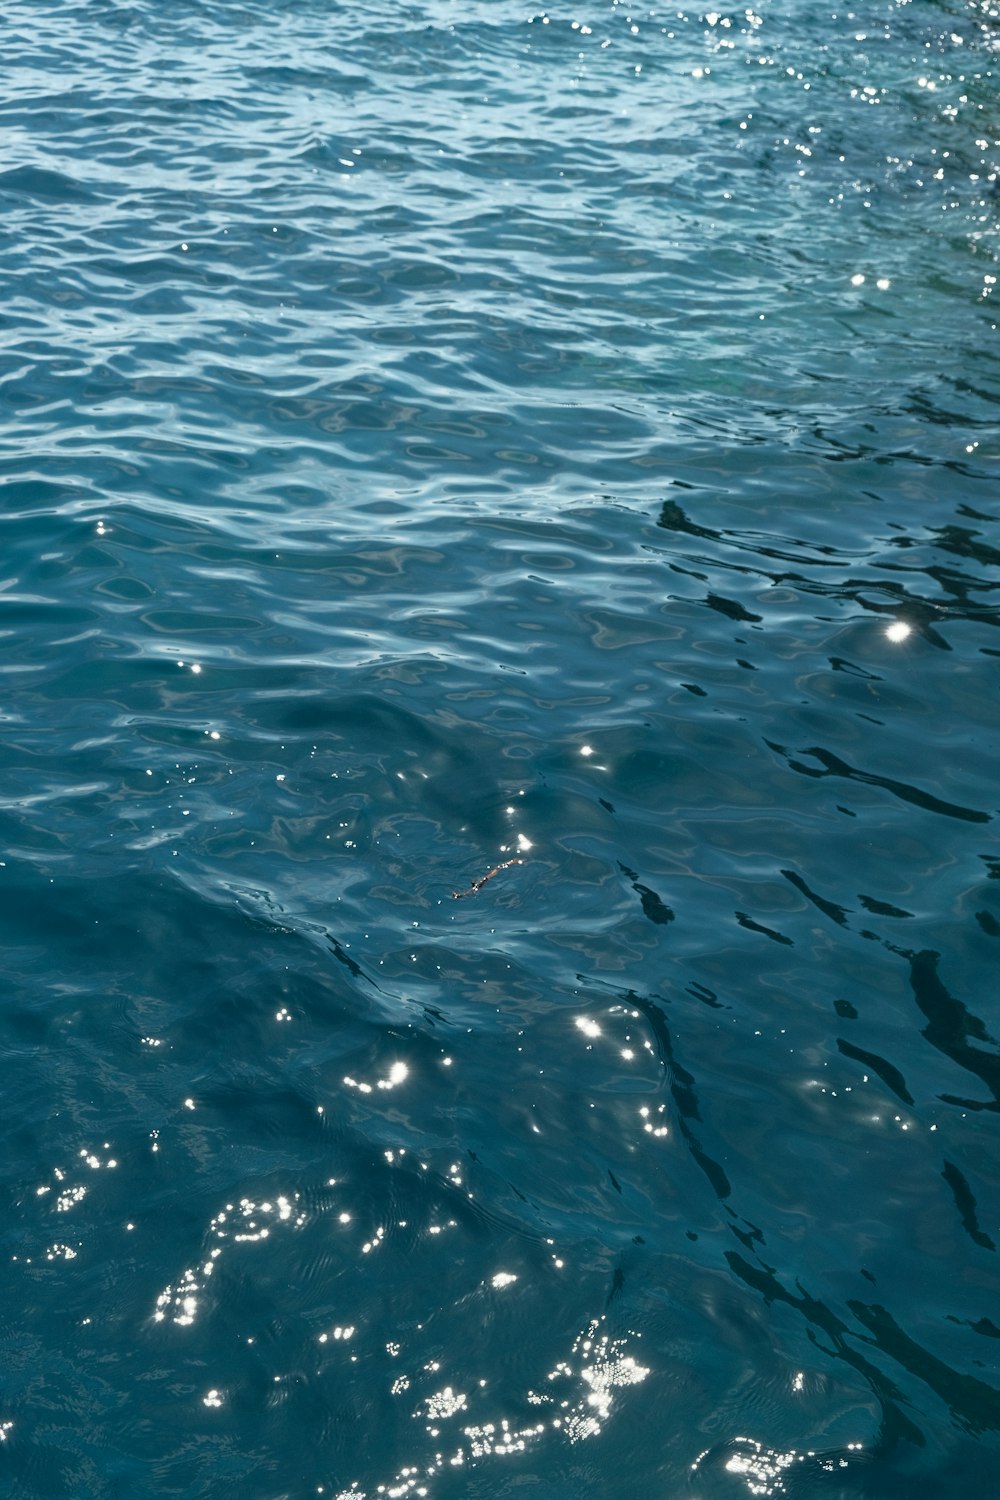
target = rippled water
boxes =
[2,1,999,1495]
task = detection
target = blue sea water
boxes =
[1,0,999,1494]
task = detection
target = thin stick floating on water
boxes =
[451,857,524,900]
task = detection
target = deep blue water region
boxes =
[1,0,999,1496]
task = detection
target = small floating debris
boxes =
[451,857,524,901]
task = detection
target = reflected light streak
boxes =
[344,1061,409,1094]
[318,1325,355,1343]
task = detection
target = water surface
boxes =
[1,1,999,1496]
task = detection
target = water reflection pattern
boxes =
[0,0,997,1494]
[152,1177,650,1497]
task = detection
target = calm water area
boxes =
[1,0,999,1495]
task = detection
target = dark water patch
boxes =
[836,1039,915,1107]
[901,948,1000,1112]
[766,743,993,825]
[0,165,99,203]
[940,1160,997,1253]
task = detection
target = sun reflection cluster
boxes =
[691,1435,865,1496]
[639,1104,669,1138]
[318,1325,355,1344]
[154,1193,306,1325]
[154,1188,651,1499]
[463,1416,546,1459]
[344,1061,409,1095]
[538,1318,650,1444]
[31,1146,119,1223]
[320,1306,650,1499]
[422,1386,468,1424]
[572,1006,659,1073]
[361,1225,386,1255]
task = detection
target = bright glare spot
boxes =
[517,833,533,852]
[349,1061,407,1092]
[885,621,911,643]
[876,277,891,290]
[580,745,594,757]
[203,1389,223,1408]
[491,1272,518,1289]
[575,1016,601,1039]
[425,1386,468,1420]
[850,273,865,286]
[319,1325,355,1342]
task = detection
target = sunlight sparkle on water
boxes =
[707,1434,865,1496]
[344,1061,409,1094]
[885,620,911,642]
[318,1325,355,1343]
[423,1386,468,1420]
[154,1193,306,1324]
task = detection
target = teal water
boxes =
[1,1,999,1495]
